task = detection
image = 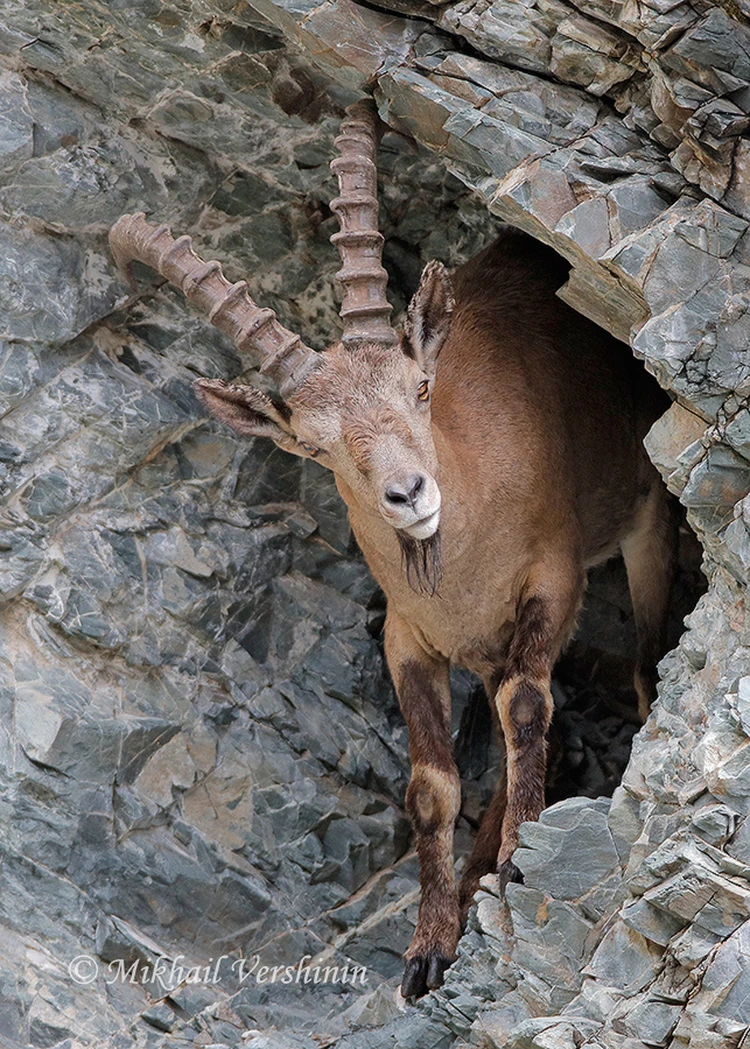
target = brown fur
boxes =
[390,649,462,995]
[196,227,677,999]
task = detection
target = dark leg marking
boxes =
[493,581,581,881]
[392,656,461,998]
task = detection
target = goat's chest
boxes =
[395,571,519,676]
[345,484,533,675]
[355,530,522,676]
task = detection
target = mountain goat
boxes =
[109,99,675,999]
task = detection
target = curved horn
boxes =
[330,100,398,350]
[109,213,319,397]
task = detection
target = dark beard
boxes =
[396,529,442,596]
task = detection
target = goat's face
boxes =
[195,261,454,543]
[110,103,453,564]
[290,341,442,540]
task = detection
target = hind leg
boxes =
[620,480,678,721]
[458,712,567,919]
[458,751,508,921]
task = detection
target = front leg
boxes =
[495,561,584,890]
[385,611,461,999]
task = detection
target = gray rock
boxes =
[677,921,750,1036]
[0,221,118,343]
[513,798,620,900]
[506,885,593,1012]
[584,921,664,996]
[0,69,33,174]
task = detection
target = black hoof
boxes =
[401,950,453,999]
[497,859,523,895]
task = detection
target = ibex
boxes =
[109,99,676,999]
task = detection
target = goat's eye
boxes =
[417,380,430,402]
[300,441,320,457]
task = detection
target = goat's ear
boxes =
[194,379,300,455]
[404,260,455,376]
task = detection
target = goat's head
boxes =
[109,101,454,566]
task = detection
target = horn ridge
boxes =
[330,99,398,349]
[108,213,318,397]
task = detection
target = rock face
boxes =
[0,0,749,1047]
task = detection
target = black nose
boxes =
[385,474,424,507]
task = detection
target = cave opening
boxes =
[378,217,709,830]
[445,419,707,846]
[546,504,706,805]
[446,478,707,850]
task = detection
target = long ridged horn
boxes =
[330,100,398,349]
[108,213,319,397]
